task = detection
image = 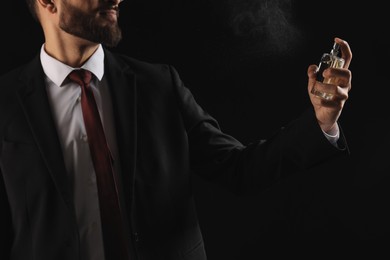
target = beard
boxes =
[59,1,122,47]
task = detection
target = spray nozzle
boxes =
[330,42,341,56]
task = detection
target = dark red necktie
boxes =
[68,69,130,260]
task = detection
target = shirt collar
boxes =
[40,44,105,87]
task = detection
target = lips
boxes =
[99,7,119,22]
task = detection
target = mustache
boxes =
[99,4,120,12]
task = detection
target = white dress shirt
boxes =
[41,44,120,260]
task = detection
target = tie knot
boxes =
[68,69,92,87]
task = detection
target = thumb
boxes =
[307,64,318,79]
[307,64,318,91]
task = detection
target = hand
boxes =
[307,37,352,134]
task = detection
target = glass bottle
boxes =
[311,42,345,100]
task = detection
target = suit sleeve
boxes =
[169,65,349,195]
[0,168,12,259]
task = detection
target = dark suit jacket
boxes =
[0,48,348,260]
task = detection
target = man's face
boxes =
[58,0,122,47]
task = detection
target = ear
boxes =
[37,0,57,13]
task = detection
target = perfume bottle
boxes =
[311,42,345,100]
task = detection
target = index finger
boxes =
[335,37,352,68]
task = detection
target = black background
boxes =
[2,0,390,258]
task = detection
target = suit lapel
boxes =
[15,55,74,211]
[104,50,137,212]
[14,50,138,219]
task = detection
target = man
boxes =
[0,0,352,259]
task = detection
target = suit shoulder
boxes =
[106,50,174,78]
[0,65,26,87]
[0,57,39,125]
[0,54,40,88]
[0,64,26,105]
[0,67,21,130]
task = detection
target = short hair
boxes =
[25,0,39,22]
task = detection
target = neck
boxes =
[43,30,100,68]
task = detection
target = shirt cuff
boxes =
[322,127,340,147]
